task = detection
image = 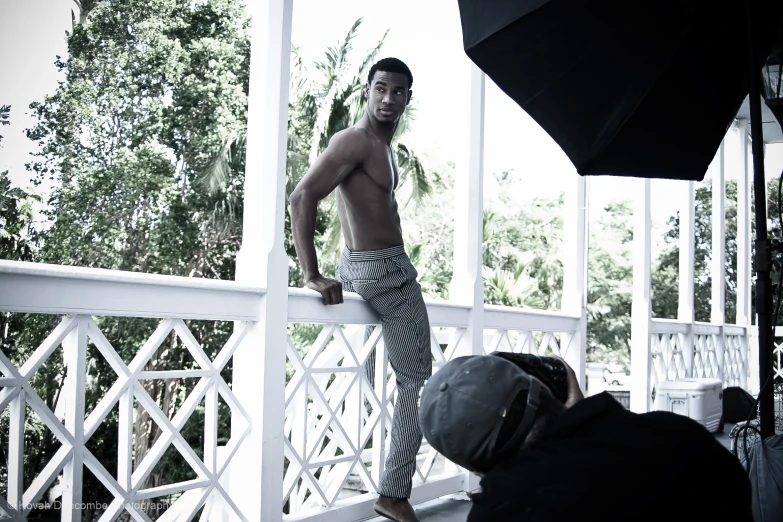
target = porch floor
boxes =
[364,494,473,522]
[366,424,736,522]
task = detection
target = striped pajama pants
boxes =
[337,244,432,499]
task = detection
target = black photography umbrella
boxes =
[456,0,782,437]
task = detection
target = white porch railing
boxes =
[0,261,580,522]
[237,296,579,521]
[0,261,262,522]
[648,319,750,404]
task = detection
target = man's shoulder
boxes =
[328,126,375,157]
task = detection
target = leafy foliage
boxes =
[481,171,564,310]
[587,201,634,368]
[15,0,251,515]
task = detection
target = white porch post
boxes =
[737,120,752,326]
[62,316,87,522]
[631,179,653,413]
[712,141,726,383]
[448,61,485,493]
[736,120,754,391]
[562,176,588,391]
[231,1,292,521]
[449,62,485,356]
[679,180,696,378]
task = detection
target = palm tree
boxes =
[483,263,547,309]
[200,18,438,260]
[482,209,547,309]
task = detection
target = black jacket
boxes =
[468,392,752,521]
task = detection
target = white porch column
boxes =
[231,1,292,521]
[679,180,696,378]
[737,120,752,326]
[562,176,588,391]
[712,141,726,383]
[449,62,485,355]
[62,317,87,522]
[736,120,754,391]
[448,62,485,493]
[631,179,653,413]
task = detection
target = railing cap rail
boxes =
[0,260,265,294]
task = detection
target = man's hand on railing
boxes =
[304,275,344,305]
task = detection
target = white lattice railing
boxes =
[281,294,579,521]
[0,261,263,522]
[0,316,252,521]
[0,261,581,522]
[283,293,468,520]
[649,319,750,402]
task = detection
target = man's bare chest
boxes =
[355,146,399,191]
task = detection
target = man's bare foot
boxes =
[373,496,420,522]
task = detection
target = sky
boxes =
[3,0,783,245]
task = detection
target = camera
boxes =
[489,351,569,403]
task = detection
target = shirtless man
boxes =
[289,58,431,522]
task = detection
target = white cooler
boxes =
[653,378,723,432]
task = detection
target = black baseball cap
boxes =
[418,354,541,472]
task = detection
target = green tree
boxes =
[0,172,40,261]
[482,171,564,310]
[22,0,251,515]
[651,180,742,324]
[587,201,634,368]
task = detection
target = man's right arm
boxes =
[288,129,369,304]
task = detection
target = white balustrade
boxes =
[0,261,580,522]
[648,319,751,404]
[773,327,783,383]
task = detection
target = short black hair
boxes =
[368,57,413,88]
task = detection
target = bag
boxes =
[723,386,757,423]
[744,434,783,522]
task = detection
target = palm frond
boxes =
[322,203,343,256]
[290,46,310,95]
[483,264,546,309]
[343,30,389,127]
[314,18,362,97]
[344,85,368,127]
[309,18,377,163]
[309,83,340,163]
[483,209,497,238]
[396,143,432,207]
[392,103,417,137]
[199,132,246,195]
[407,241,424,265]
[201,193,242,241]
[334,18,363,70]
[355,29,389,85]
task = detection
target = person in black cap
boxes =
[419,354,753,521]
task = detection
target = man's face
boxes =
[365,70,411,124]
